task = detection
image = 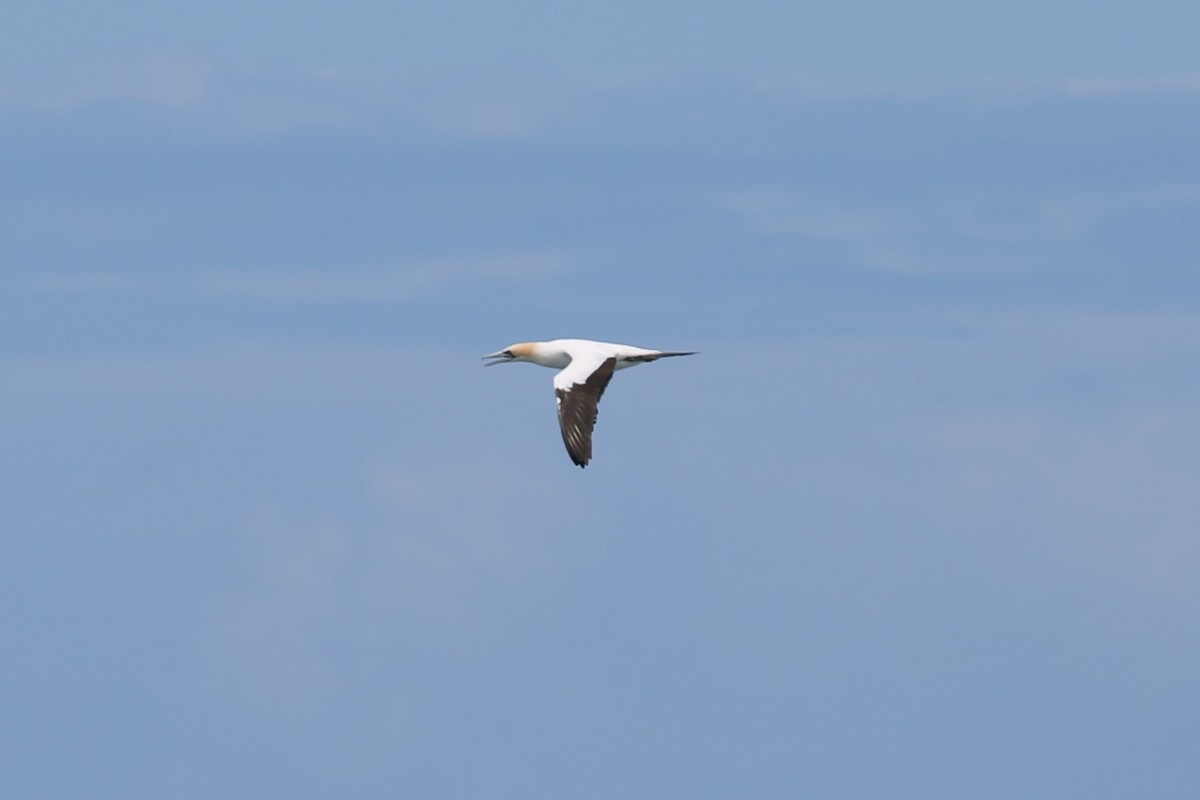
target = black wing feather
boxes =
[555,357,617,468]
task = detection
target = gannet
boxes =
[483,338,696,468]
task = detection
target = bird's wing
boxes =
[553,355,617,468]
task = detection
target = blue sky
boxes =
[5,0,1200,78]
[4,3,1200,798]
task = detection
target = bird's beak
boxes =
[482,351,514,367]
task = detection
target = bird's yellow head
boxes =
[482,342,537,366]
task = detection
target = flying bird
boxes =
[483,338,696,467]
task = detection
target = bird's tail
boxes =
[620,350,698,364]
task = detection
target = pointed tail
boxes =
[621,350,698,364]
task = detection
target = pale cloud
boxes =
[363,459,566,600]
[0,56,210,112]
[716,183,1200,274]
[17,251,573,303]
[204,516,350,701]
[194,251,573,302]
[22,270,165,295]
[0,341,450,401]
[747,72,1200,104]
[913,403,1200,606]
[1057,75,1200,98]
[200,457,585,705]
[388,73,599,140]
[883,309,1200,604]
[716,189,1033,274]
[671,307,1200,607]
[6,58,1199,147]
[0,58,601,140]
[193,68,606,140]
[1032,183,1200,238]
[13,307,1200,707]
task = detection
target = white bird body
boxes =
[510,338,664,368]
[483,338,696,467]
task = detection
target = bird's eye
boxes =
[503,350,514,357]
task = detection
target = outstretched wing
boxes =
[553,355,617,468]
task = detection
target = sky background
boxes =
[4,2,1200,798]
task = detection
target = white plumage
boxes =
[483,338,696,467]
